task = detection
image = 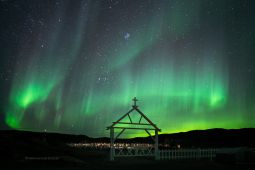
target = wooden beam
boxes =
[112,122,153,126]
[114,128,125,142]
[145,129,155,142]
[113,127,156,130]
[135,108,161,132]
[139,115,143,123]
[106,108,134,129]
[127,114,132,123]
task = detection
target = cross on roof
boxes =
[132,97,138,107]
[107,97,161,132]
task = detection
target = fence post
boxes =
[155,130,159,160]
[110,128,114,161]
[198,148,201,160]
[210,149,213,161]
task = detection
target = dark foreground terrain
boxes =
[0,129,255,169]
[3,157,255,170]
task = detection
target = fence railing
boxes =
[159,149,217,160]
[114,147,154,157]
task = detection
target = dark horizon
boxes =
[1,127,255,139]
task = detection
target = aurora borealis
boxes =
[1,0,255,137]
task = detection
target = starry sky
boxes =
[0,0,255,137]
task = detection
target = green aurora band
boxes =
[4,0,255,137]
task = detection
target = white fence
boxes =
[159,149,217,160]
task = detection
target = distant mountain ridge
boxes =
[157,128,255,148]
[1,128,255,148]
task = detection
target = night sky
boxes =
[0,0,255,137]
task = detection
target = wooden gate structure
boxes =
[107,97,161,161]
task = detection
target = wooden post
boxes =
[155,129,159,160]
[110,127,114,161]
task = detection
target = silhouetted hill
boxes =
[157,128,255,148]
[1,128,255,148]
[0,130,91,143]
[0,128,255,165]
[0,130,102,163]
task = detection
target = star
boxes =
[124,32,130,40]
[1,0,255,138]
